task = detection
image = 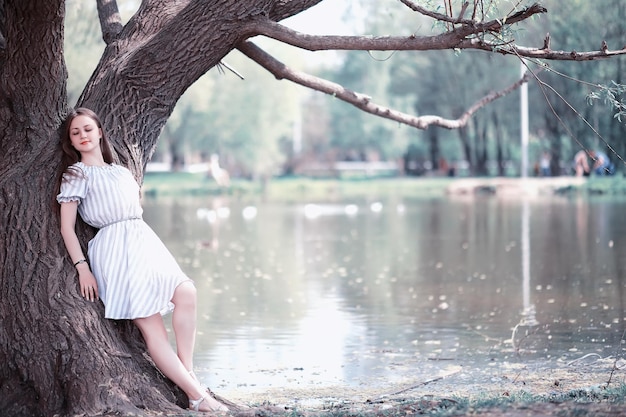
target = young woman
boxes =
[56,108,227,413]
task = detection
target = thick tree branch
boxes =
[269,0,324,21]
[238,40,532,130]
[96,0,123,44]
[81,0,275,171]
[245,7,626,61]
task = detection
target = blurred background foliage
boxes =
[64,0,625,179]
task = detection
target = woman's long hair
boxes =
[53,108,115,212]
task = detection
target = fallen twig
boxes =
[372,368,462,400]
[605,329,626,388]
[566,353,602,367]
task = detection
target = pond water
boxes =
[143,193,626,396]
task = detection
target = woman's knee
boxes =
[134,314,167,342]
[172,281,197,308]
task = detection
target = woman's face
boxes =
[69,115,102,155]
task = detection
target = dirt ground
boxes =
[212,355,626,416]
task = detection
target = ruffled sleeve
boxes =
[56,171,88,204]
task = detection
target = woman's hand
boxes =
[77,264,99,302]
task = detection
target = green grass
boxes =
[437,384,626,416]
[580,175,626,195]
[142,172,456,202]
[312,384,626,417]
[142,171,626,202]
[157,384,626,417]
[243,384,626,417]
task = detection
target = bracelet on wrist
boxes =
[73,258,87,267]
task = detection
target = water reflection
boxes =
[511,198,539,353]
[144,194,626,393]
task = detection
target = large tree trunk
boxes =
[492,110,506,177]
[427,127,440,171]
[458,126,473,175]
[0,0,319,415]
[0,1,185,414]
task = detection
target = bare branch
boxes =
[246,18,461,51]
[458,2,470,21]
[245,15,626,61]
[399,0,544,27]
[96,0,123,44]
[400,0,468,25]
[237,40,532,130]
[461,39,626,60]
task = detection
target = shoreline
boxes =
[143,173,626,201]
[211,356,626,415]
[444,176,588,196]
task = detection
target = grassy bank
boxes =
[326,384,626,417]
[143,172,626,201]
[142,172,457,201]
[157,383,626,417]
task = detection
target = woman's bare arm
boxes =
[60,201,99,301]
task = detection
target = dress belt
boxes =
[101,217,142,228]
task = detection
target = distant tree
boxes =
[1,1,624,415]
[526,0,626,174]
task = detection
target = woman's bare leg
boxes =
[171,281,197,372]
[134,314,225,412]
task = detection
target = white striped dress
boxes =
[57,162,192,320]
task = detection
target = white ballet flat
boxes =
[189,395,229,413]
